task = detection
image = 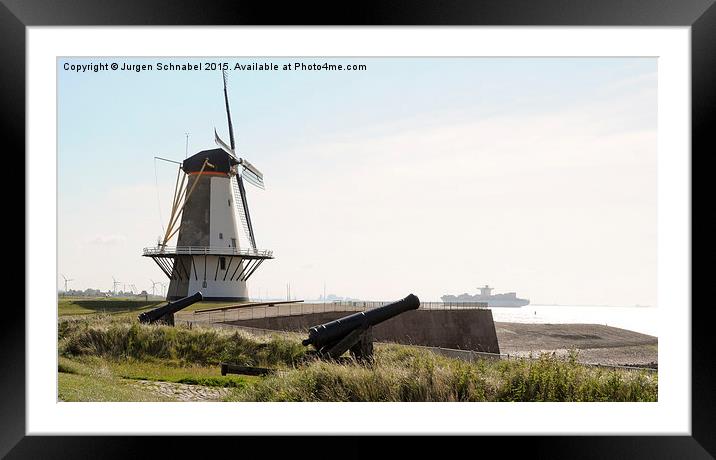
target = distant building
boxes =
[442,285,529,308]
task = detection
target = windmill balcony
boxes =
[142,245,274,260]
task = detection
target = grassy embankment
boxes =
[58,297,242,318]
[58,313,658,402]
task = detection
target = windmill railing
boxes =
[142,245,273,259]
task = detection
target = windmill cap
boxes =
[182,148,239,175]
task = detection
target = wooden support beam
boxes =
[151,257,171,279]
[178,256,191,281]
[242,259,264,281]
[234,259,255,282]
[191,255,198,280]
[213,256,221,281]
[320,325,369,360]
[223,256,234,281]
[229,258,243,281]
[220,363,274,376]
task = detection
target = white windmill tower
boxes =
[143,71,273,301]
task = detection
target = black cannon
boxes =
[302,293,420,360]
[138,291,203,325]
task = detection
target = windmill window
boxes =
[220,257,226,270]
[231,238,236,248]
[219,233,223,239]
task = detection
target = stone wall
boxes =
[228,309,500,353]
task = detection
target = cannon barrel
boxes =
[138,291,203,324]
[302,293,420,347]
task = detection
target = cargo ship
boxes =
[441,285,530,307]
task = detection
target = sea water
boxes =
[489,304,658,336]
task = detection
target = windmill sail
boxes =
[214,129,237,160]
[240,159,265,189]
[232,175,256,250]
[222,70,236,150]
[242,169,264,189]
[222,70,257,250]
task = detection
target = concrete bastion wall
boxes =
[227,309,501,353]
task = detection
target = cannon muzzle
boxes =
[138,291,203,324]
[302,293,420,348]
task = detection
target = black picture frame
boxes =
[4,0,712,457]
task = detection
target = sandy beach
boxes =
[495,322,658,368]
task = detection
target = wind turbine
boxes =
[61,274,74,294]
[112,277,121,296]
[149,279,160,297]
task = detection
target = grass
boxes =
[58,314,658,402]
[58,372,173,402]
[59,356,257,388]
[59,316,306,367]
[58,298,161,317]
[57,355,176,402]
[58,355,256,401]
[230,346,657,402]
[58,297,248,317]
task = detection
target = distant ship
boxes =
[441,285,530,308]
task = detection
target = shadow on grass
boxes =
[59,299,163,315]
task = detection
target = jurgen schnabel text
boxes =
[62,61,368,73]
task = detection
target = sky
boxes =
[58,57,657,305]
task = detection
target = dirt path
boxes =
[131,380,231,401]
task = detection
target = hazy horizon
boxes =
[58,57,657,305]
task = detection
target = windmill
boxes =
[143,71,274,301]
[61,274,74,294]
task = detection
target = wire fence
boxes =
[312,300,487,310]
[183,300,487,323]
